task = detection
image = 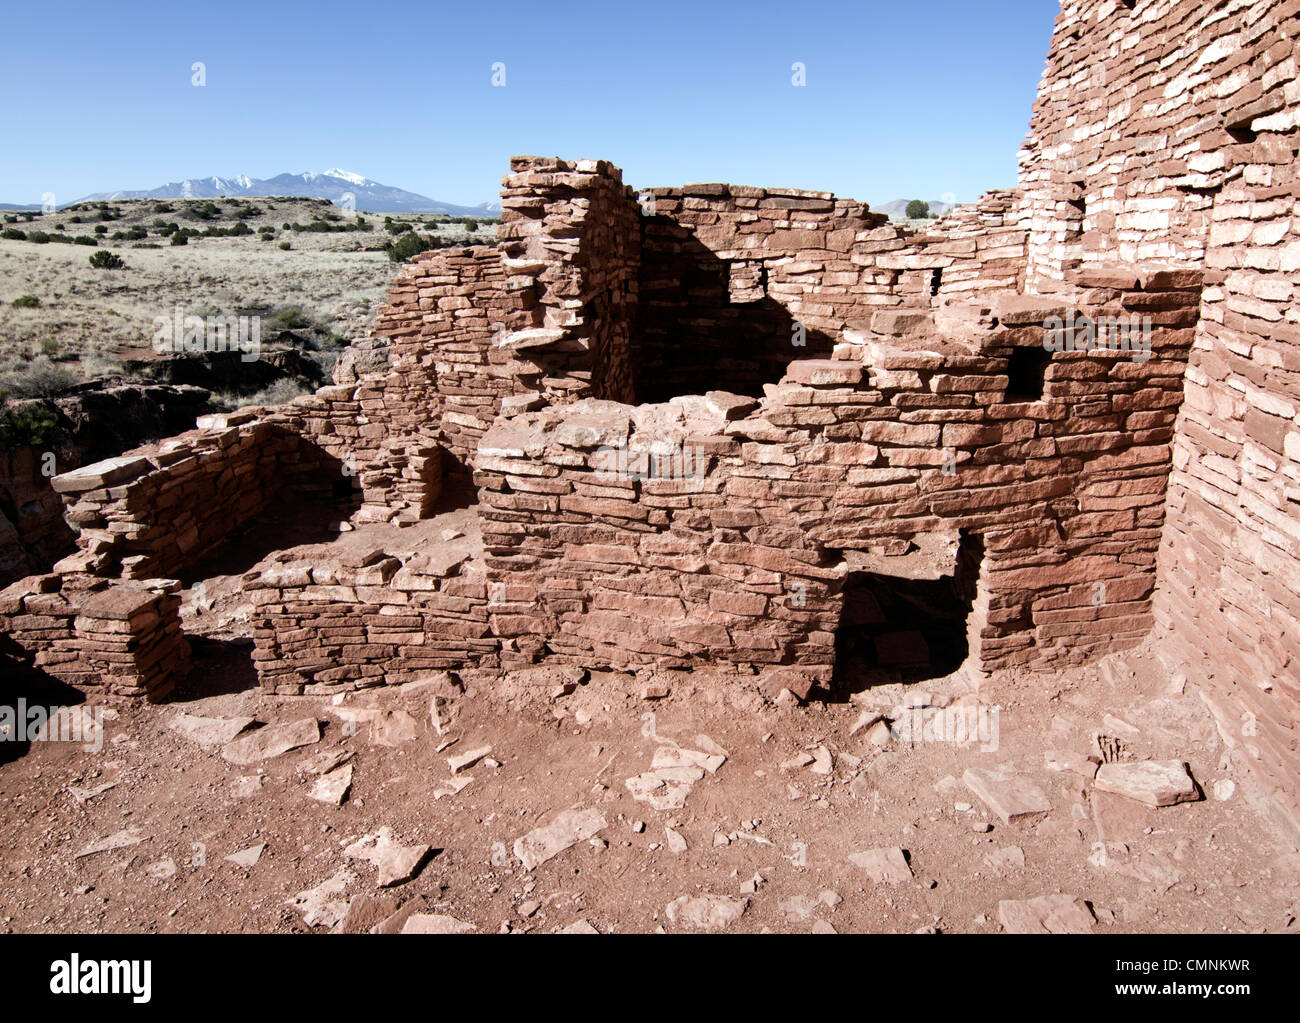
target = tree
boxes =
[906,199,930,220]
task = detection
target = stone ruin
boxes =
[2,0,1298,830]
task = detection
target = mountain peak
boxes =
[321,168,371,187]
[71,171,499,216]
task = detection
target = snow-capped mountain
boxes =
[75,169,498,216]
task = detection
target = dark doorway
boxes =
[831,532,982,694]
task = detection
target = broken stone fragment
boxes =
[513,807,608,871]
[665,894,748,931]
[221,718,321,766]
[1093,760,1200,808]
[225,843,265,868]
[447,744,491,774]
[287,869,356,929]
[983,845,1026,874]
[344,828,431,887]
[76,828,146,859]
[997,894,1095,934]
[847,847,913,884]
[558,919,600,934]
[400,914,476,934]
[308,764,353,806]
[625,766,705,810]
[369,709,421,748]
[167,712,255,748]
[962,767,1052,824]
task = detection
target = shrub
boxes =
[2,228,26,241]
[10,295,40,309]
[276,306,310,329]
[152,201,174,214]
[905,199,931,220]
[0,357,78,399]
[278,241,291,250]
[73,235,98,246]
[0,397,61,450]
[387,231,433,263]
[94,224,108,235]
[27,231,51,244]
[88,250,125,269]
[464,219,478,233]
[171,230,189,246]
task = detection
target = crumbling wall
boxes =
[48,412,363,582]
[476,273,1197,693]
[247,540,492,694]
[0,576,189,701]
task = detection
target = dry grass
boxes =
[0,197,493,383]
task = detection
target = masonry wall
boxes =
[476,275,1197,694]
[247,539,492,694]
[0,575,189,701]
[1016,0,1300,830]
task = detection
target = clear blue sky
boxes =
[1,0,1061,208]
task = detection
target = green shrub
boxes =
[276,306,310,329]
[0,397,61,450]
[279,240,291,250]
[171,230,189,246]
[94,224,108,235]
[2,228,26,241]
[88,250,125,269]
[152,201,174,214]
[10,295,40,309]
[387,231,433,263]
[73,235,98,246]
[27,231,51,244]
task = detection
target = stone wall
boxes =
[246,538,492,694]
[0,575,189,701]
[1007,0,1300,831]
[475,272,1198,693]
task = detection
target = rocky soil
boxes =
[2,517,1297,935]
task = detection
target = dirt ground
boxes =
[2,511,1298,934]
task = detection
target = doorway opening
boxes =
[831,532,983,694]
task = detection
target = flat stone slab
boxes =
[287,869,356,929]
[307,764,353,806]
[665,895,748,931]
[400,914,476,934]
[76,827,146,859]
[848,847,914,884]
[78,587,161,621]
[225,843,265,868]
[447,745,491,774]
[514,807,607,871]
[1094,760,1200,807]
[344,828,430,887]
[222,718,321,766]
[963,767,1052,824]
[168,712,255,748]
[997,895,1096,934]
[50,455,153,494]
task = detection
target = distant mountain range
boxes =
[875,198,959,222]
[4,170,501,216]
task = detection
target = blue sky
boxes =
[1,0,1061,208]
